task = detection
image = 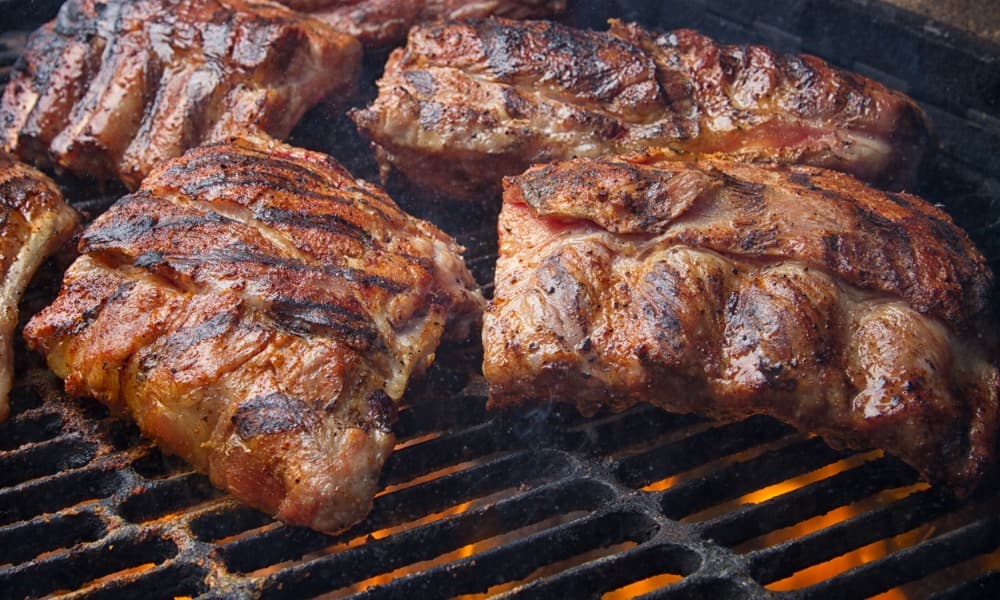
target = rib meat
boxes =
[0,153,78,422]
[353,18,932,199]
[484,154,997,494]
[275,0,567,49]
[1,0,361,190]
[24,136,484,533]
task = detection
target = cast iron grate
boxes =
[2,1,1000,598]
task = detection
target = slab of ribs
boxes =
[354,18,933,200]
[484,154,997,495]
[0,153,78,422]
[1,0,361,190]
[24,136,483,532]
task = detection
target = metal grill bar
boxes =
[698,457,919,547]
[748,487,957,584]
[800,515,1000,599]
[659,437,849,520]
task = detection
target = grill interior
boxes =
[2,1,1000,598]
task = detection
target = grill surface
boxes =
[2,1,1000,599]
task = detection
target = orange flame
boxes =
[303,435,1000,598]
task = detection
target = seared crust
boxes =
[353,18,932,200]
[510,154,990,327]
[1,0,361,190]
[24,136,484,533]
[276,0,567,49]
[484,155,997,494]
[611,23,932,187]
[0,153,79,422]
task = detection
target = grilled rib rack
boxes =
[2,0,1000,598]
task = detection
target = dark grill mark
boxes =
[253,206,373,245]
[232,392,315,439]
[81,211,156,249]
[231,17,276,67]
[787,171,813,188]
[194,248,409,294]
[854,206,918,284]
[161,312,236,355]
[639,262,687,360]
[164,151,395,221]
[782,54,817,92]
[479,21,527,81]
[502,86,531,119]
[855,206,898,233]
[171,149,330,190]
[84,206,236,250]
[365,390,398,433]
[132,250,164,268]
[270,297,377,347]
[739,225,779,251]
[418,101,444,130]
[403,69,436,96]
[71,280,137,336]
[537,254,591,330]
[721,175,765,210]
[21,30,66,92]
[886,192,914,210]
[176,174,390,222]
[548,23,644,100]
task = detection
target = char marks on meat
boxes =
[0,153,78,422]
[24,136,484,533]
[484,154,997,494]
[353,18,932,199]
[1,0,361,190]
[275,0,567,49]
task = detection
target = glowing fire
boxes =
[326,499,479,598]
[733,451,923,599]
[307,435,999,598]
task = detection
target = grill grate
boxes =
[3,1,1000,598]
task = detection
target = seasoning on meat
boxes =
[275,0,567,49]
[0,0,361,190]
[0,153,78,422]
[353,18,932,199]
[24,136,484,533]
[484,153,998,495]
